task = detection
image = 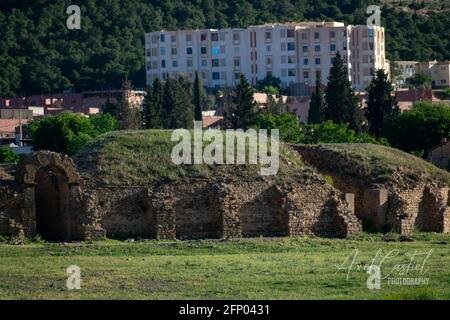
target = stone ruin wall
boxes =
[0,151,363,240]
[292,145,450,235]
[85,177,361,240]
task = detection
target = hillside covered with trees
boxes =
[0,0,449,97]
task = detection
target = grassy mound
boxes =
[73,130,313,186]
[297,143,450,185]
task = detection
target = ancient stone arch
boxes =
[15,151,82,241]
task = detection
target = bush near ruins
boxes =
[29,112,119,155]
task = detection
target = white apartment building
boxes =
[145,22,388,93]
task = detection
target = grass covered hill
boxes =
[73,129,315,186]
[1,0,449,97]
[294,143,450,186]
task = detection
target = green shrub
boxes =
[0,148,20,163]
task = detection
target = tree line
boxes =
[1,0,449,97]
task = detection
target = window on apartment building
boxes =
[331,57,336,64]
[201,47,207,55]
[186,34,192,42]
[267,45,271,52]
[316,70,321,79]
[212,59,220,67]
[281,55,287,64]
[287,29,295,38]
[304,58,309,65]
[369,42,374,51]
[151,48,158,56]
[201,59,207,67]
[201,71,207,80]
[152,61,158,69]
[160,47,166,55]
[234,46,240,54]
[280,29,287,38]
[212,72,220,80]
[187,59,193,68]
[234,58,240,68]
[161,60,166,68]
[212,47,220,55]
[281,42,287,51]
[146,49,151,57]
[211,33,219,41]
[343,42,348,50]
[330,44,336,52]
[171,47,177,55]
[160,34,165,42]
[172,60,178,68]
[267,71,273,77]
[315,58,321,65]
[147,65,151,71]
[315,45,321,52]
[220,46,226,54]
[314,32,320,40]
[288,55,295,64]
[442,80,447,84]
[330,31,335,39]
[265,31,272,42]
[171,35,177,43]
[151,35,158,43]
[302,45,308,53]
[303,71,309,79]
[363,55,368,63]
[370,68,374,76]
[220,32,226,41]
[287,42,295,51]
[281,69,287,77]
[302,32,308,40]
[368,29,374,38]
[220,59,226,67]
[201,33,207,41]
[266,56,272,65]
[233,33,240,44]
[288,69,296,77]
[186,47,193,55]
[234,72,241,80]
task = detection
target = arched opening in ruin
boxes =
[239,187,289,237]
[34,166,71,241]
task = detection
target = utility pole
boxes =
[18,109,23,147]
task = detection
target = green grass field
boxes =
[0,233,449,300]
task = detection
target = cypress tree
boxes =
[193,72,204,122]
[366,69,400,138]
[325,52,362,132]
[161,77,177,129]
[141,77,163,129]
[229,74,257,129]
[308,72,325,124]
[163,76,194,129]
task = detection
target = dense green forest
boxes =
[0,0,449,97]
